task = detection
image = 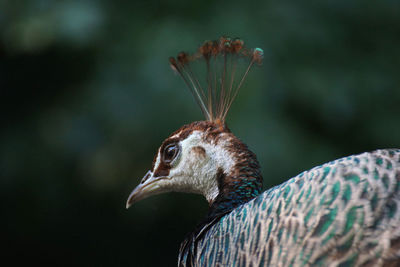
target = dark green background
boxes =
[1,1,399,266]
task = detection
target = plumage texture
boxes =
[179,149,400,266]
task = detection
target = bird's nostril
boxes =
[141,171,152,184]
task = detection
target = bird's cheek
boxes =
[168,168,188,183]
[190,151,210,170]
[191,146,207,159]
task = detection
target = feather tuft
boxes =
[169,37,263,123]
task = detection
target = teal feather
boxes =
[180,149,400,266]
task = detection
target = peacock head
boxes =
[126,120,262,209]
[126,37,263,212]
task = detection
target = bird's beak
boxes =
[125,170,170,209]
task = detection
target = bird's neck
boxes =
[207,146,263,219]
[179,144,262,266]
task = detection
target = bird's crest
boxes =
[169,37,263,125]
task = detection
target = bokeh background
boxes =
[1,0,399,266]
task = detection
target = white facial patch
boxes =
[159,131,236,204]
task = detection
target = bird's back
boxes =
[191,149,400,266]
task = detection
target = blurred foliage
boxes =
[1,0,399,266]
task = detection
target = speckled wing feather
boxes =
[188,149,400,267]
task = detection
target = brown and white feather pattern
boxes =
[184,149,400,267]
[148,121,259,204]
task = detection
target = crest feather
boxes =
[169,37,263,123]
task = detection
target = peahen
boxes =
[126,37,400,266]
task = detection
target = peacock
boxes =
[126,37,400,267]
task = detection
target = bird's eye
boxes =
[162,143,179,164]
